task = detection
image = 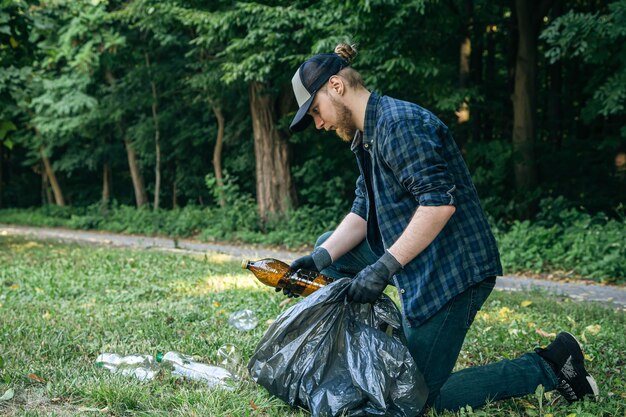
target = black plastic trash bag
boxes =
[248,278,428,417]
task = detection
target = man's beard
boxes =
[330,96,357,142]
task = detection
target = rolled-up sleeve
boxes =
[350,174,368,219]
[381,120,456,206]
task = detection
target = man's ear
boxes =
[328,75,344,95]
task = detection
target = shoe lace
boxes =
[557,379,578,401]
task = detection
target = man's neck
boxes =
[350,89,371,132]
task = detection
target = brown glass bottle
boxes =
[241,258,334,297]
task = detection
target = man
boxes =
[284,43,598,413]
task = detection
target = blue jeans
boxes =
[315,232,558,413]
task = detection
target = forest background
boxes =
[0,0,625,282]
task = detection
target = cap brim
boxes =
[289,93,315,133]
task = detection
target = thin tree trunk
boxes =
[211,103,226,208]
[172,175,178,209]
[40,147,65,206]
[125,139,148,207]
[548,0,564,149]
[471,16,483,143]
[512,0,554,217]
[102,161,111,206]
[105,68,149,208]
[512,10,537,192]
[41,165,52,205]
[145,53,161,211]
[484,24,496,141]
[249,81,294,223]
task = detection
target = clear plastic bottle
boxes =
[156,351,235,390]
[95,353,159,381]
[228,309,258,331]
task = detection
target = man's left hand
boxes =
[347,251,402,304]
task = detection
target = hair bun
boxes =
[334,43,357,64]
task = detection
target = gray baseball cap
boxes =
[289,53,350,132]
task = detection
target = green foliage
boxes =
[495,198,626,283]
[542,1,626,120]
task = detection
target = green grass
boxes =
[0,236,624,417]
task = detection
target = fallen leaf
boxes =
[584,324,601,336]
[213,301,220,308]
[0,388,14,401]
[42,311,52,320]
[520,300,533,307]
[249,400,258,410]
[498,307,511,320]
[27,373,45,383]
[566,413,577,417]
[535,328,556,338]
[584,353,593,362]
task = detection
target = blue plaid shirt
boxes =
[350,92,502,327]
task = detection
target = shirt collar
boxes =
[350,91,380,151]
[363,92,381,145]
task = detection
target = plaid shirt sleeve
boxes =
[350,174,367,219]
[380,119,457,207]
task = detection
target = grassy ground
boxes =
[0,235,624,417]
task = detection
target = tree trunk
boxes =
[125,139,148,207]
[102,161,111,206]
[105,68,148,209]
[211,103,226,208]
[512,0,553,217]
[512,9,537,192]
[40,147,65,206]
[249,81,294,223]
[145,53,161,211]
[548,0,564,149]
[41,164,52,205]
[484,24,496,141]
[172,176,178,209]
[471,14,483,143]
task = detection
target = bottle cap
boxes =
[155,352,164,362]
[241,260,249,269]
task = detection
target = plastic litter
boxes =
[217,344,241,368]
[95,353,159,381]
[156,351,236,390]
[248,278,428,417]
[96,349,237,390]
[228,309,258,331]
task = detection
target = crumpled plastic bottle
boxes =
[228,309,258,331]
[156,351,236,390]
[95,353,159,381]
[217,344,241,369]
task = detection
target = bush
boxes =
[494,198,626,283]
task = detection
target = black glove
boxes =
[275,286,299,298]
[347,251,402,304]
[290,246,332,273]
[277,247,333,298]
